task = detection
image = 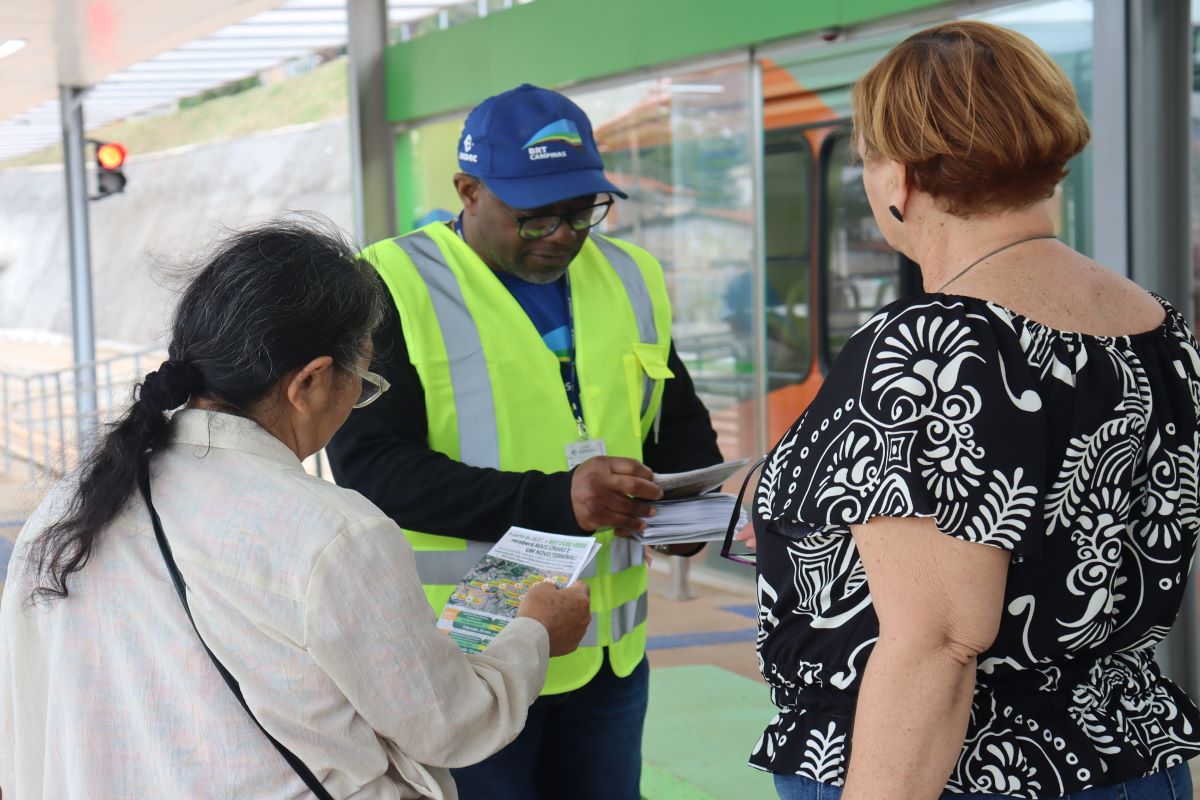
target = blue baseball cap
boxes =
[457,83,627,209]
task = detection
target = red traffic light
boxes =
[96,142,126,170]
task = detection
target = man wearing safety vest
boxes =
[327,84,722,799]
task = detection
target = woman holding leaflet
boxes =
[0,220,590,799]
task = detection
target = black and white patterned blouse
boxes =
[751,294,1200,797]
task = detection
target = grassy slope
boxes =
[3,58,349,168]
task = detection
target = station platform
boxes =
[641,567,773,798]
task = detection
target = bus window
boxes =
[763,127,813,391]
[821,129,899,364]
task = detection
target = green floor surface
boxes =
[641,665,776,800]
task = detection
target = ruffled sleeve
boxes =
[756,296,1047,556]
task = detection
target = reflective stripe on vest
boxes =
[580,613,601,648]
[412,543,493,584]
[612,594,649,641]
[591,236,657,419]
[609,539,644,572]
[579,595,648,648]
[393,232,500,470]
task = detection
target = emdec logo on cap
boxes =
[522,119,582,161]
[460,133,478,163]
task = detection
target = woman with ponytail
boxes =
[0,221,590,799]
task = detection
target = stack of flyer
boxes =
[438,527,600,655]
[632,459,751,546]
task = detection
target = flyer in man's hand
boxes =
[438,527,600,655]
[634,459,752,545]
[652,458,750,500]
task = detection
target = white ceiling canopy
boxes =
[0,0,477,162]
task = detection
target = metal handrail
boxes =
[0,347,164,480]
[0,349,338,487]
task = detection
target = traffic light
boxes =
[91,140,127,199]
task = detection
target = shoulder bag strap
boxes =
[137,466,336,800]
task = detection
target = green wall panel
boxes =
[393,115,468,233]
[393,132,418,237]
[385,0,951,123]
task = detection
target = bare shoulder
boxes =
[1069,255,1166,333]
[986,248,1166,336]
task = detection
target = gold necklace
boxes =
[933,234,1057,293]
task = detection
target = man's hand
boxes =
[570,456,663,534]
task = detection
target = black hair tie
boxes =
[139,360,206,411]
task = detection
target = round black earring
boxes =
[888,205,904,223]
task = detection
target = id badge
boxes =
[565,438,607,469]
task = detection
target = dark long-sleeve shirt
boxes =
[326,303,723,543]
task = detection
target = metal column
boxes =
[1089,1,1129,276]
[1128,0,1192,309]
[749,56,768,456]
[1123,0,1197,697]
[347,0,397,245]
[59,85,98,446]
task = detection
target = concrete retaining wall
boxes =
[0,119,354,347]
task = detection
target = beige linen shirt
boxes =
[0,409,549,799]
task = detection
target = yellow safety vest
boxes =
[366,222,674,694]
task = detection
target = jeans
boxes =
[450,656,650,800]
[773,762,1193,800]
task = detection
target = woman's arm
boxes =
[303,516,551,768]
[842,516,1009,800]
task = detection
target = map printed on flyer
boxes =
[437,527,600,654]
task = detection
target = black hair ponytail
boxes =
[28,219,383,603]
